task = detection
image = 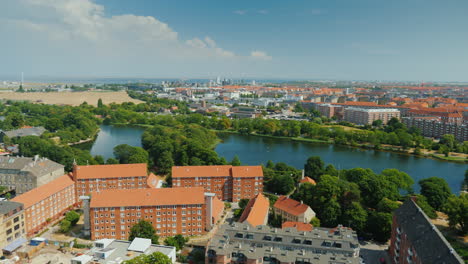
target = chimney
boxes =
[80,196,91,237]
[72,159,78,181]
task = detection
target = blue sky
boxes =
[1,0,468,81]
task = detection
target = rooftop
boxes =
[0,201,23,215]
[394,199,463,263]
[282,221,313,232]
[238,193,269,227]
[2,126,46,138]
[12,174,75,209]
[207,223,359,264]
[0,156,64,177]
[90,187,206,208]
[76,238,176,264]
[74,163,147,180]
[172,165,263,178]
[345,107,400,113]
[274,196,310,216]
[300,177,316,185]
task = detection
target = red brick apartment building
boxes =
[88,187,224,240]
[388,199,463,264]
[172,166,263,202]
[73,163,149,197]
[12,174,77,236]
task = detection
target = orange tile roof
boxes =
[12,174,75,209]
[231,166,264,178]
[239,193,269,227]
[172,165,263,178]
[282,221,313,231]
[274,196,310,216]
[147,173,160,188]
[300,177,316,185]
[212,196,225,223]
[172,165,232,178]
[74,163,147,180]
[90,187,206,208]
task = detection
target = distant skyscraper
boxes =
[252,80,256,86]
[216,76,221,85]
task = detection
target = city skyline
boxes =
[1,0,468,81]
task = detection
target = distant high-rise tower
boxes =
[21,72,24,86]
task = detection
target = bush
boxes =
[59,220,72,233]
[65,211,80,226]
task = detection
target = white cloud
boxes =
[257,10,269,15]
[0,0,276,77]
[250,50,273,61]
[233,10,247,15]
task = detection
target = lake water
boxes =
[89,125,467,193]
[89,125,145,159]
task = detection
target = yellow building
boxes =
[0,201,26,256]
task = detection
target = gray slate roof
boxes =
[2,126,46,138]
[0,156,64,177]
[0,201,23,214]
[207,223,360,264]
[394,199,464,264]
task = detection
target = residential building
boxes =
[0,201,26,256]
[0,155,64,194]
[388,198,463,264]
[88,187,224,240]
[316,103,342,118]
[273,196,315,224]
[172,165,263,202]
[0,126,46,141]
[299,176,316,186]
[402,116,468,141]
[12,174,77,236]
[281,221,313,232]
[238,193,269,227]
[206,223,360,264]
[343,107,400,125]
[70,238,176,264]
[73,163,149,198]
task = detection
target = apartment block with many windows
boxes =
[0,201,25,256]
[73,163,149,198]
[88,187,224,240]
[344,107,400,125]
[12,174,77,236]
[172,165,263,202]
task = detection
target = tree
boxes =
[98,98,104,108]
[419,177,452,210]
[304,156,324,180]
[444,194,468,234]
[128,220,159,244]
[59,220,72,233]
[123,251,171,264]
[238,199,250,210]
[320,198,341,227]
[266,160,275,169]
[231,155,241,166]
[310,217,320,227]
[367,211,392,242]
[414,195,437,219]
[94,155,105,165]
[380,169,414,193]
[440,134,456,151]
[341,202,367,233]
[106,157,119,164]
[164,234,189,251]
[372,119,383,127]
[266,174,295,195]
[114,144,149,164]
[65,210,80,226]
